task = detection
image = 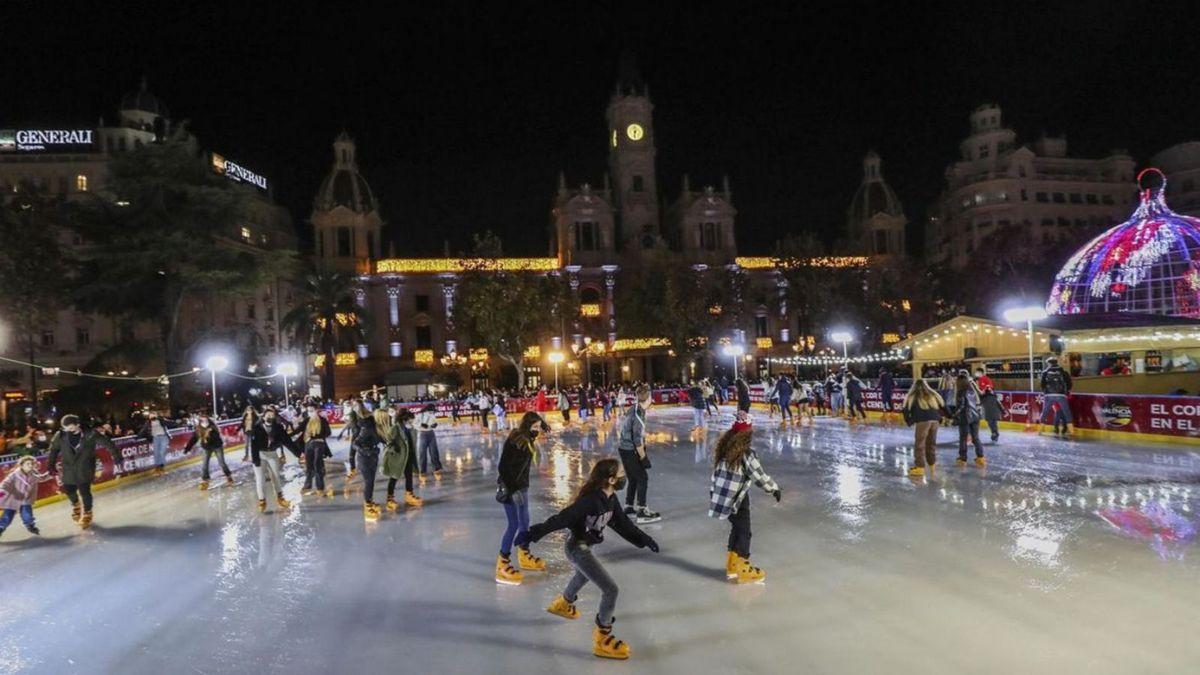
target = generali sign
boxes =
[211,152,268,191]
[0,128,95,152]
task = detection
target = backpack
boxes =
[1043,368,1066,394]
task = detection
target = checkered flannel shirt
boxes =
[708,450,778,519]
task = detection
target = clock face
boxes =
[626,123,644,141]
[611,129,617,148]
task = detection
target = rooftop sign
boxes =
[211,152,268,190]
[0,129,95,153]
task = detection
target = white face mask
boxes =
[200,420,211,427]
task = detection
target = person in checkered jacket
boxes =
[709,411,781,584]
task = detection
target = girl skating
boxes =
[185,412,233,490]
[300,404,333,497]
[47,415,118,530]
[495,412,549,585]
[381,408,422,512]
[519,457,659,660]
[250,410,292,513]
[709,411,780,584]
[0,456,52,538]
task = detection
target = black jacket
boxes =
[352,415,382,453]
[47,429,118,485]
[736,381,751,411]
[184,424,224,452]
[526,490,654,548]
[498,433,535,493]
[1040,365,1072,395]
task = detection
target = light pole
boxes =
[277,362,299,408]
[722,344,745,381]
[1002,306,1049,393]
[831,330,854,363]
[205,355,229,419]
[548,351,564,390]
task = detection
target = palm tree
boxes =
[282,269,370,399]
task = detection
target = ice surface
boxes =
[2,407,1200,674]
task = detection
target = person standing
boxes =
[954,370,986,467]
[300,404,332,497]
[416,404,443,480]
[975,368,1002,443]
[845,372,867,421]
[518,458,659,661]
[1040,357,1074,436]
[337,398,360,478]
[617,386,660,523]
[776,375,794,426]
[765,377,780,419]
[249,410,291,513]
[478,390,492,432]
[878,367,896,417]
[495,411,550,585]
[354,405,386,521]
[937,369,956,425]
[701,379,717,417]
[139,410,172,475]
[382,408,423,512]
[557,388,571,425]
[46,414,118,530]
[687,381,706,430]
[902,379,947,477]
[735,378,751,414]
[825,372,843,418]
[709,411,780,583]
[0,455,52,538]
[240,406,259,463]
[184,412,233,490]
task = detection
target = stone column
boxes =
[602,264,619,344]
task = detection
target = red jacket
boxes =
[976,374,995,394]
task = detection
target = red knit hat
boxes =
[731,411,752,434]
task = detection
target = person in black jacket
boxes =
[351,403,384,519]
[518,457,659,661]
[1039,356,1074,436]
[299,404,333,497]
[495,412,550,585]
[736,378,751,413]
[250,409,291,513]
[46,414,118,529]
[184,412,232,490]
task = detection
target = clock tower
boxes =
[606,54,660,253]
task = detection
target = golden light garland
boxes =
[469,348,489,361]
[580,303,601,317]
[523,345,541,359]
[375,257,559,274]
[610,337,671,352]
[734,256,869,270]
[756,337,774,349]
[413,349,435,364]
[313,353,357,367]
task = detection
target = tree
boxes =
[281,269,370,398]
[773,233,839,352]
[0,189,69,408]
[454,233,575,389]
[63,132,297,401]
[940,223,1078,315]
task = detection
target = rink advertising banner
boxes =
[997,392,1200,439]
[0,420,247,503]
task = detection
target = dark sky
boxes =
[5,2,1200,256]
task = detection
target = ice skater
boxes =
[338,397,361,478]
[519,457,659,661]
[138,410,172,475]
[47,415,118,530]
[415,404,443,480]
[0,455,52,538]
[975,367,1003,442]
[902,379,948,477]
[300,403,333,497]
[954,370,986,467]
[709,411,780,584]
[354,404,385,521]
[249,410,292,513]
[776,375,794,426]
[617,386,660,523]
[240,406,259,462]
[185,412,233,491]
[495,411,551,585]
[382,408,423,512]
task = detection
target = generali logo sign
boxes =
[211,152,268,190]
[0,129,95,152]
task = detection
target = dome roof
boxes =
[120,77,168,117]
[847,152,903,224]
[313,133,377,214]
[1047,168,1200,318]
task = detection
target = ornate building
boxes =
[845,151,906,257]
[312,132,382,273]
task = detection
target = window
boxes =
[700,222,719,250]
[415,294,430,312]
[1019,166,1027,178]
[246,302,256,319]
[1069,193,1082,204]
[1102,194,1114,205]
[76,174,88,191]
[390,342,402,358]
[75,327,90,348]
[755,315,769,338]
[574,221,598,251]
[59,176,70,194]
[1053,193,1065,203]
[40,330,54,348]
[1086,193,1098,204]
[415,326,432,350]
[1036,192,1049,203]
[978,144,989,158]
[265,305,274,321]
[1057,217,1070,227]
[268,334,276,349]
[1020,189,1028,201]
[874,229,888,253]
[632,175,644,192]
[336,228,351,257]
[241,226,252,242]
[367,231,375,257]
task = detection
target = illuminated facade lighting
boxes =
[756,337,773,349]
[375,257,560,274]
[469,348,489,362]
[523,345,541,359]
[734,256,869,270]
[610,337,671,352]
[313,353,358,367]
[580,303,601,317]
[414,349,434,364]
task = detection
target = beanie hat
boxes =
[60,414,80,427]
[731,410,752,434]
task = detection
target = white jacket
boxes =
[416,410,438,431]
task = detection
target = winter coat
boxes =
[525,490,654,549]
[138,418,174,440]
[0,466,51,510]
[416,411,438,431]
[354,416,383,455]
[981,391,1004,421]
[47,429,118,486]
[382,424,414,478]
[184,424,224,452]
[777,377,793,403]
[1041,365,1073,395]
[736,381,751,411]
[617,404,647,451]
[955,386,983,425]
[498,432,535,493]
[687,386,705,409]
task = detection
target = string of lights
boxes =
[767,347,909,366]
[0,355,200,382]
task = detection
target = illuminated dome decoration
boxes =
[1046,168,1200,318]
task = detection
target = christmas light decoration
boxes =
[767,347,908,366]
[413,349,434,364]
[313,353,358,367]
[375,257,559,274]
[735,256,869,270]
[580,303,601,317]
[523,345,541,359]
[469,348,489,362]
[756,337,773,349]
[610,337,671,352]
[1047,168,1200,318]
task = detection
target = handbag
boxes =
[495,478,512,504]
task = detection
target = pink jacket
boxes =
[0,468,50,510]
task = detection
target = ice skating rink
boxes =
[2,407,1199,674]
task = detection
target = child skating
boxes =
[519,457,660,660]
[709,411,781,584]
[0,456,53,538]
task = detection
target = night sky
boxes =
[6,2,1200,256]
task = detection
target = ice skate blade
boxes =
[494,577,522,586]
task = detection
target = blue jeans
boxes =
[418,431,442,473]
[0,505,35,531]
[500,490,530,556]
[692,408,705,428]
[152,435,169,467]
[1041,394,1073,427]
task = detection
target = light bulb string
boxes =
[0,355,198,382]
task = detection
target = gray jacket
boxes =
[617,404,646,451]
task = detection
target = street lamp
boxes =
[548,351,564,390]
[204,355,229,419]
[831,330,854,362]
[1002,305,1049,394]
[722,343,745,381]
[276,362,299,408]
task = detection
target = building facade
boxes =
[926,103,1136,267]
[1152,141,1200,216]
[845,151,907,257]
[0,81,297,415]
